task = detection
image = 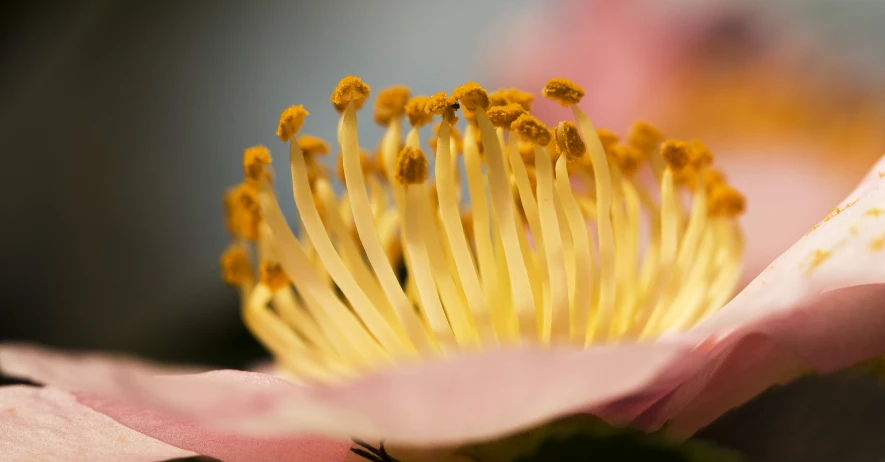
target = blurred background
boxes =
[2,0,885,460]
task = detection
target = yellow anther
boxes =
[425,92,459,125]
[221,245,252,285]
[486,104,526,129]
[555,121,586,162]
[298,134,331,156]
[489,88,534,111]
[276,105,309,142]
[627,121,664,155]
[596,128,619,155]
[405,95,433,127]
[511,113,552,147]
[702,168,726,191]
[707,183,747,217]
[611,144,645,177]
[227,183,261,240]
[542,78,585,107]
[330,76,371,113]
[243,145,271,184]
[336,149,373,182]
[660,140,692,172]
[394,146,429,185]
[374,85,411,125]
[453,82,490,112]
[260,261,290,292]
[689,140,714,168]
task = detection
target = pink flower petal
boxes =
[76,393,352,462]
[0,385,195,461]
[664,283,885,435]
[1,342,706,445]
[697,155,885,334]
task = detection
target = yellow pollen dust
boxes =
[220,75,748,383]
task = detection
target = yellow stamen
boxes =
[221,245,252,285]
[222,75,747,383]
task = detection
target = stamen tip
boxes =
[453,82,490,112]
[373,85,411,126]
[486,103,526,129]
[331,76,371,113]
[260,261,290,292]
[542,78,585,107]
[511,113,552,147]
[394,146,429,185]
[555,121,586,161]
[276,105,309,142]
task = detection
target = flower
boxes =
[483,0,885,284]
[2,76,885,462]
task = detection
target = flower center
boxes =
[220,77,746,383]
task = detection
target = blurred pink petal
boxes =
[1,342,702,445]
[0,385,195,461]
[78,393,352,462]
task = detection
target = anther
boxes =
[276,105,309,142]
[243,145,272,184]
[627,121,664,156]
[486,104,526,129]
[298,135,331,157]
[511,114,553,147]
[374,85,411,125]
[405,95,433,127]
[707,183,747,217]
[394,146,429,185]
[425,92,459,125]
[260,261,290,292]
[330,76,371,113]
[555,121,586,162]
[221,245,252,285]
[542,78,585,107]
[611,144,645,177]
[453,82,490,112]
[489,88,534,111]
[660,140,692,172]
